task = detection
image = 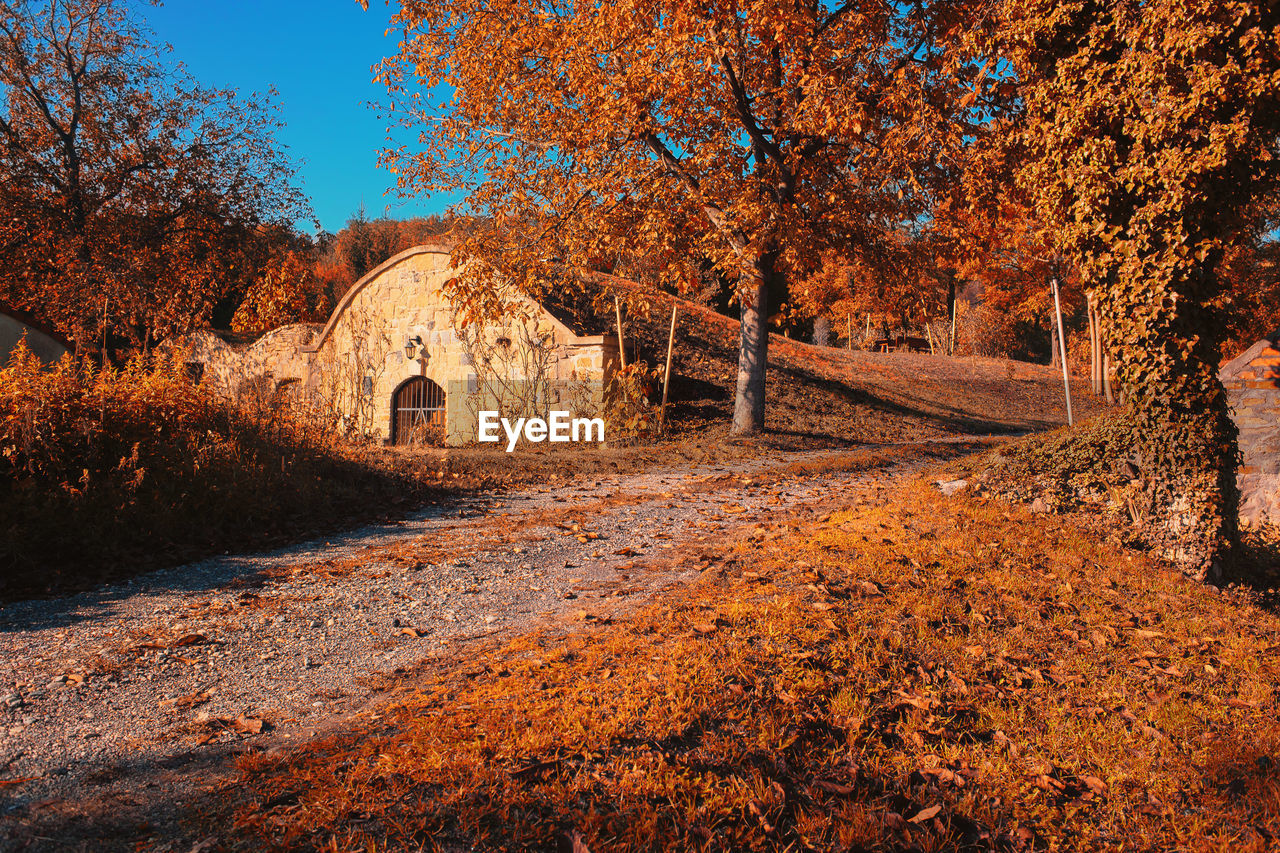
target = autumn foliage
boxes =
[994,0,1280,569]
[0,343,429,598]
[378,0,988,434]
[232,250,332,335]
[0,0,307,350]
[227,478,1280,851]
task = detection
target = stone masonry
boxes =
[1221,329,1280,526]
[1,304,70,367]
[168,243,617,445]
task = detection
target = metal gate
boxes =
[392,377,446,444]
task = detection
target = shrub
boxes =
[0,343,421,599]
[603,361,662,443]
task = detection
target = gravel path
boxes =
[0,442,964,850]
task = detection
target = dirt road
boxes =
[0,440,981,851]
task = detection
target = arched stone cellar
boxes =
[168,242,618,445]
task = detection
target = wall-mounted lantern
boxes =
[404,335,425,360]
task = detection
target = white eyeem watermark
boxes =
[478,410,605,452]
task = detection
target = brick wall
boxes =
[1222,334,1280,526]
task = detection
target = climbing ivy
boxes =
[995,0,1280,573]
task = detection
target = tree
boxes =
[1220,237,1280,353]
[0,0,307,349]
[936,193,1085,363]
[231,248,331,335]
[375,0,983,434]
[996,0,1280,573]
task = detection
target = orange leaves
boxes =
[0,0,308,349]
[232,250,331,334]
[996,0,1280,563]
[0,344,408,597]
[377,0,981,360]
[215,475,1280,851]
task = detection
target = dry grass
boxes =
[0,348,447,600]
[568,275,1106,442]
[220,483,1280,852]
[2,268,1097,601]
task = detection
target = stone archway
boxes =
[391,376,446,445]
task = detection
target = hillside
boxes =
[556,273,1105,445]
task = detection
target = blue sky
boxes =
[143,1,461,233]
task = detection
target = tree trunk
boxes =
[1087,294,1100,396]
[731,265,768,435]
[1103,348,1114,404]
[1052,277,1074,427]
[813,315,830,348]
[1099,259,1237,578]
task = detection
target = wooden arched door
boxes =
[392,377,446,444]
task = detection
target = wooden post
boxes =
[949,298,957,356]
[614,295,626,369]
[101,295,109,371]
[925,322,936,355]
[659,303,678,433]
[1052,277,1074,427]
[846,312,852,350]
[946,273,957,355]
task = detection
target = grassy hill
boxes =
[555,273,1105,445]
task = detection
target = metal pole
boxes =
[1052,278,1074,427]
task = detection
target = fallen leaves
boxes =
[1080,775,1108,794]
[193,713,268,744]
[222,480,1280,852]
[160,690,211,711]
[232,715,265,735]
[908,804,942,823]
[133,633,209,651]
[812,779,855,795]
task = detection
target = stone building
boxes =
[1,302,70,367]
[169,242,618,445]
[165,324,320,402]
[1221,328,1280,525]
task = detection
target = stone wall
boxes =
[161,325,320,405]
[1,310,69,367]
[305,245,616,444]
[1222,331,1280,526]
[168,244,616,446]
